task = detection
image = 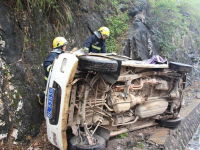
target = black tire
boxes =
[78,56,118,73]
[169,62,192,73]
[69,135,106,150]
[156,117,182,128]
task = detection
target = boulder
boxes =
[122,20,159,60]
[0,1,22,64]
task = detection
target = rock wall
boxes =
[122,0,160,60]
[0,0,111,143]
[0,1,46,142]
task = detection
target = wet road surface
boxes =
[186,124,200,150]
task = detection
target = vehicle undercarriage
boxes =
[67,57,188,149]
[45,53,192,150]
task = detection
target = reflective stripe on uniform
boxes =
[92,45,101,51]
[44,76,48,81]
[37,94,44,105]
[47,65,51,72]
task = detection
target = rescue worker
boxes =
[83,26,110,53]
[37,37,68,105]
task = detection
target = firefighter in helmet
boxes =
[37,37,68,105]
[83,26,110,53]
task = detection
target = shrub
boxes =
[148,0,189,58]
[105,12,130,53]
[116,132,128,139]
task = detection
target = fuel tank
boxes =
[135,99,168,118]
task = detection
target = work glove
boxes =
[83,47,89,53]
[70,47,79,53]
[72,47,89,56]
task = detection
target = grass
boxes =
[10,0,72,31]
[116,132,128,139]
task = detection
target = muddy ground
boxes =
[2,80,200,150]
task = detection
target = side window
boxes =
[49,82,62,125]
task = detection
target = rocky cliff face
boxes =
[0,0,199,144]
[122,0,160,60]
[0,0,118,143]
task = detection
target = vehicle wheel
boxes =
[169,62,192,73]
[156,117,182,128]
[69,135,106,150]
[78,56,118,73]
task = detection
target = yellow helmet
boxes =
[98,26,110,37]
[53,37,68,49]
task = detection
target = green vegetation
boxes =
[105,12,129,53]
[96,0,130,53]
[148,0,189,58]
[179,0,200,50]
[4,65,11,76]
[9,0,72,30]
[179,0,200,29]
[102,0,130,53]
[148,0,200,59]
[36,38,47,57]
[116,132,128,139]
[15,0,23,12]
[10,91,20,109]
[99,0,131,53]
[8,0,131,53]
[24,37,29,43]
[136,142,146,149]
[5,0,73,58]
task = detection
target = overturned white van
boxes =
[44,51,192,150]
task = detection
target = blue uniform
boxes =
[83,34,106,53]
[38,48,63,105]
[43,48,63,85]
